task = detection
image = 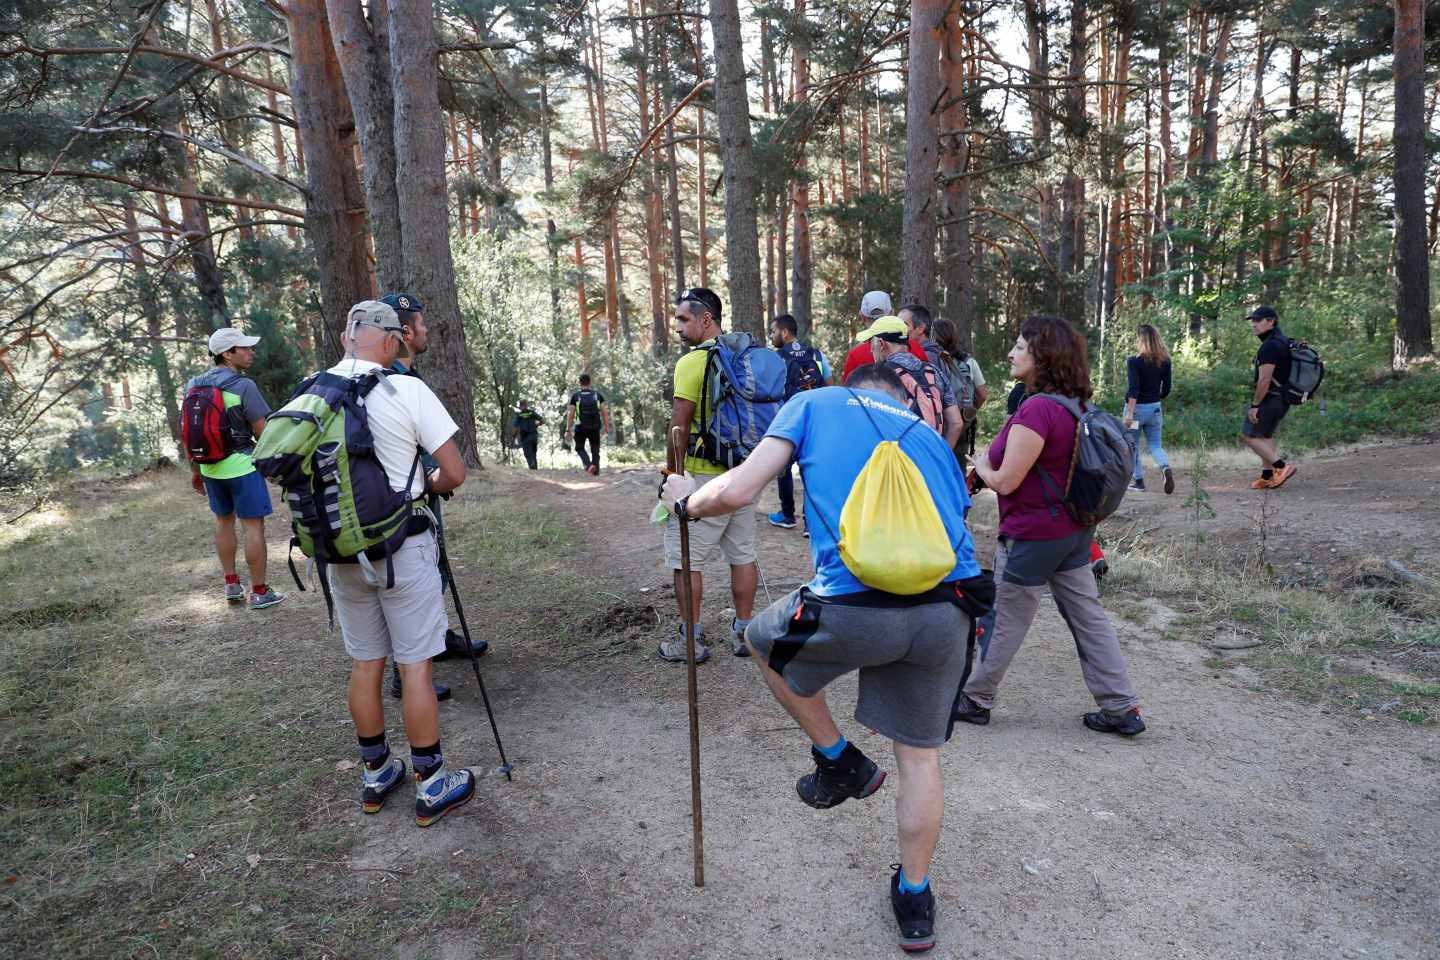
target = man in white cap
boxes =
[184,327,285,609]
[841,290,929,381]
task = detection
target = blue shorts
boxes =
[203,471,273,519]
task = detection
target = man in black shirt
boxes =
[1241,306,1297,489]
[566,373,610,475]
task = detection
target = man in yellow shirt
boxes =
[661,288,758,663]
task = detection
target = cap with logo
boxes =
[380,292,425,315]
[208,327,261,355]
[346,300,403,337]
[855,315,909,344]
[859,290,893,319]
[1245,305,1278,322]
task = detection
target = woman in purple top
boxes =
[955,316,1145,736]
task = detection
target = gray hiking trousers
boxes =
[963,534,1139,714]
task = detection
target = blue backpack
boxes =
[689,332,788,469]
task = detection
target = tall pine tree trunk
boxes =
[1392,0,1433,366]
[940,3,974,348]
[708,0,764,336]
[790,0,813,337]
[900,0,944,307]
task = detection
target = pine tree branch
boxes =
[0,167,307,218]
[71,125,309,196]
[0,43,291,96]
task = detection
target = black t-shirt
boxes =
[570,389,605,429]
[1254,327,1291,394]
[512,410,543,439]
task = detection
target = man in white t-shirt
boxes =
[327,300,476,828]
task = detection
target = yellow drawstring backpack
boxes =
[834,390,957,594]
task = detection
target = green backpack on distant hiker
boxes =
[253,369,423,614]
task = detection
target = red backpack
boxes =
[181,374,243,464]
[888,360,945,433]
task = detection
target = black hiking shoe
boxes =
[1163,467,1175,495]
[432,628,489,663]
[952,693,990,726]
[796,743,885,809]
[1083,707,1145,736]
[390,664,451,702]
[890,866,937,953]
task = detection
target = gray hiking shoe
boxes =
[224,581,245,603]
[658,626,709,664]
[249,587,286,610]
[730,619,751,657]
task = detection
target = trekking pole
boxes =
[432,503,514,782]
[669,425,705,888]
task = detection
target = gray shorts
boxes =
[327,530,448,664]
[746,587,971,748]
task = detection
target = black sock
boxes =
[411,742,443,780]
[1272,459,1286,470]
[1261,467,1274,479]
[358,732,389,770]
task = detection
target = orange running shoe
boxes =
[1267,463,1297,488]
[1249,475,1272,489]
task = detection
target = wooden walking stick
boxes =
[669,424,705,888]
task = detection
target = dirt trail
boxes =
[366,444,1439,959]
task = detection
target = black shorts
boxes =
[1241,394,1289,439]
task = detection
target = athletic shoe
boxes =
[1128,477,1146,491]
[1163,467,1175,495]
[1083,707,1146,736]
[658,631,710,664]
[389,666,452,702]
[802,528,810,539]
[1267,463,1297,489]
[432,628,488,663]
[796,743,886,809]
[952,693,990,726]
[767,512,797,529]
[224,581,245,603]
[730,619,751,657]
[414,766,475,827]
[587,464,599,476]
[890,866,937,953]
[1092,557,1109,581]
[361,756,406,814]
[249,587,286,609]
[1250,475,1273,490]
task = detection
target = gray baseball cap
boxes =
[346,300,403,334]
[859,290,892,318]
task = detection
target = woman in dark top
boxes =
[1122,324,1174,494]
[957,316,1144,736]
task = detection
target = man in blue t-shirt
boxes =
[767,312,830,531]
[660,363,982,955]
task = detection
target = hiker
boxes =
[854,315,964,448]
[660,362,984,954]
[954,316,1143,735]
[566,373,610,475]
[841,290,929,381]
[510,400,545,470]
[924,314,989,462]
[662,287,759,662]
[1123,323,1175,494]
[184,327,285,610]
[328,300,476,826]
[767,312,830,531]
[379,293,487,703]
[1241,306,1298,489]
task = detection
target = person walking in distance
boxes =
[662,287,759,662]
[660,362,984,953]
[566,374,610,475]
[855,316,964,449]
[329,300,476,827]
[1241,306,1298,489]
[511,400,545,470]
[923,314,988,463]
[954,316,1145,736]
[184,327,285,609]
[842,291,930,381]
[1122,324,1175,493]
[767,313,830,530]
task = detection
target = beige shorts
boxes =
[327,529,448,664]
[663,473,758,569]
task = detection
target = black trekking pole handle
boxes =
[434,521,514,782]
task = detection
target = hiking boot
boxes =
[952,693,990,726]
[767,511,797,529]
[890,866,937,953]
[658,626,710,664]
[587,464,599,476]
[796,743,886,809]
[730,619,751,657]
[1083,707,1146,737]
[389,665,452,702]
[1092,557,1109,581]
[1128,477,1146,491]
[1267,463,1297,489]
[1250,474,1273,490]
[249,587,286,609]
[414,766,475,827]
[1163,467,1175,495]
[224,581,245,603]
[361,756,406,814]
[432,628,488,663]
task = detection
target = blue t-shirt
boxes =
[765,386,981,597]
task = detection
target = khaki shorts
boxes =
[328,529,448,664]
[663,473,758,569]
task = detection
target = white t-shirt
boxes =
[324,359,459,497]
[966,355,986,388]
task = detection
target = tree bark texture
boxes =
[940,3,974,349]
[708,0,764,337]
[789,0,814,338]
[1392,0,1433,366]
[900,0,944,308]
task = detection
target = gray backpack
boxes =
[1031,394,1132,527]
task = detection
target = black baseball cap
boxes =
[380,292,425,314]
[1246,305,1278,322]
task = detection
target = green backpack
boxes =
[253,369,422,616]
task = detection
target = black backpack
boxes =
[781,344,825,396]
[1031,394,1132,527]
[574,389,602,428]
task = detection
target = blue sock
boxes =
[898,868,929,894]
[732,617,751,634]
[815,735,847,761]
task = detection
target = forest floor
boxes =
[4,437,1439,959]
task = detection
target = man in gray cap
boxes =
[184,327,285,609]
